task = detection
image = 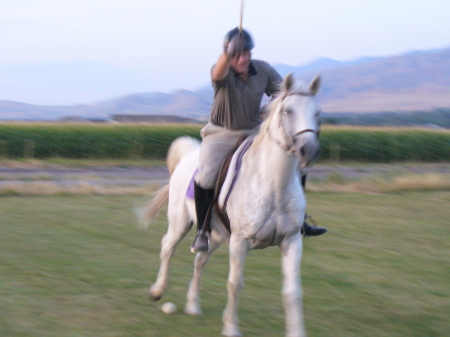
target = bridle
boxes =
[268,91,320,153]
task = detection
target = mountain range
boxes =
[1,46,449,121]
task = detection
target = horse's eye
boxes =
[283,110,291,115]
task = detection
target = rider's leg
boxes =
[301,173,327,237]
[191,182,214,253]
[191,123,259,253]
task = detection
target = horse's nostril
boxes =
[300,146,306,157]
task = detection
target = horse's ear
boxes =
[282,73,294,94]
[308,75,321,96]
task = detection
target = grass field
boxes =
[1,192,449,337]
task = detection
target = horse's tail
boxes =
[166,136,200,175]
[138,136,200,229]
[137,184,170,230]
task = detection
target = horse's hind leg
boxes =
[185,235,222,316]
[149,212,192,301]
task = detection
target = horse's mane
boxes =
[253,81,307,147]
[253,95,283,146]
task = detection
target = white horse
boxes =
[140,73,321,337]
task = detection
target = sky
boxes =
[1,0,449,105]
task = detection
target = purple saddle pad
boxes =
[186,169,198,200]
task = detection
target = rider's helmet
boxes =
[223,27,254,51]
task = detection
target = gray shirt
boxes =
[209,60,282,130]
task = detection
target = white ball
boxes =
[161,302,177,314]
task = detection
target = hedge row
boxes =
[0,124,449,162]
[319,128,450,162]
[0,124,201,159]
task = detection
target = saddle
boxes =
[186,135,255,233]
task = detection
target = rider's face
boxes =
[230,51,251,75]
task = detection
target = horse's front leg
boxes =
[222,235,248,337]
[185,237,222,316]
[280,232,307,337]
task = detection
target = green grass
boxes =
[0,193,449,337]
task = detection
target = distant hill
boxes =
[312,48,450,112]
[274,56,382,78]
[0,100,94,121]
[0,46,449,120]
[93,88,213,119]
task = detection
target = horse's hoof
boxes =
[221,326,243,337]
[150,295,161,301]
[184,304,203,316]
[148,287,163,301]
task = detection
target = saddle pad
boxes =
[185,136,254,207]
[186,169,198,200]
[217,135,254,209]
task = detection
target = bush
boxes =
[0,124,201,159]
[319,127,450,162]
[0,124,449,162]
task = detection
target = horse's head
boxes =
[264,73,321,168]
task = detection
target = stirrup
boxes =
[190,232,209,253]
[302,215,327,238]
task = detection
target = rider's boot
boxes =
[301,215,328,238]
[300,174,327,237]
[190,182,214,253]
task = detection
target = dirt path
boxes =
[0,163,448,187]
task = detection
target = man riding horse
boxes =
[191,28,327,253]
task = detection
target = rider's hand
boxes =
[225,34,245,57]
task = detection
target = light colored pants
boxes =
[195,122,260,189]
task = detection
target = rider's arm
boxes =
[211,53,232,82]
[212,34,245,82]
